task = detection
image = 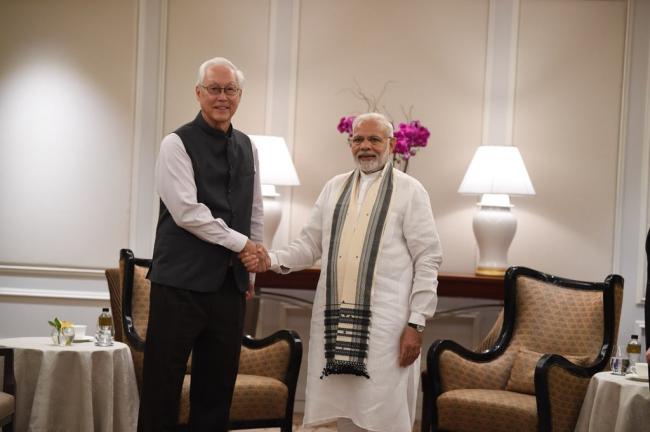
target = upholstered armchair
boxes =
[106,248,303,431]
[0,347,15,432]
[422,266,623,432]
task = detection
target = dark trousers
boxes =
[138,269,245,432]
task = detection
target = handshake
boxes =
[238,240,271,273]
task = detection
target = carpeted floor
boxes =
[238,415,421,431]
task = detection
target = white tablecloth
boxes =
[574,371,649,432]
[0,336,139,432]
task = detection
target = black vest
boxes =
[149,112,254,293]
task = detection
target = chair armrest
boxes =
[535,354,592,432]
[123,318,146,352]
[423,339,515,432]
[240,330,302,384]
[120,248,152,353]
[237,330,302,430]
[0,347,15,396]
[427,339,515,394]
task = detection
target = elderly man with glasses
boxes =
[140,57,264,432]
[243,112,442,432]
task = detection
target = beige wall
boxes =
[0,0,646,346]
[287,0,627,281]
[510,0,626,279]
[292,1,489,273]
[0,0,137,268]
[0,0,626,277]
[164,0,270,136]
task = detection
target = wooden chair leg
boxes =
[281,417,293,432]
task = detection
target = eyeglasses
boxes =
[348,135,391,147]
[200,84,240,97]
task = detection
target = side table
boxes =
[0,336,139,432]
[574,371,649,432]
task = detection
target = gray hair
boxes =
[352,112,394,137]
[196,57,245,88]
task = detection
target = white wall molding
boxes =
[0,287,109,301]
[629,0,650,305]
[614,0,649,304]
[0,264,104,279]
[129,0,167,258]
[640,0,650,304]
[481,0,520,148]
[613,0,650,342]
[263,0,301,249]
[613,0,632,289]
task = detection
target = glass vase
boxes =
[51,328,63,346]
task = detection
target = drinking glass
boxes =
[61,327,75,346]
[609,356,630,375]
[95,328,113,346]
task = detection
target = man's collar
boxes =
[194,111,233,138]
[359,169,381,181]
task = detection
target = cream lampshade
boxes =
[458,145,535,276]
[249,135,300,247]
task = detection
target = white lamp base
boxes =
[472,196,517,276]
[262,187,282,247]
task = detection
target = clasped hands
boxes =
[238,240,271,273]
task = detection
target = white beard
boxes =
[355,146,391,173]
[357,158,381,173]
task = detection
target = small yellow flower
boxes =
[60,320,74,329]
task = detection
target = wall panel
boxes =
[512,0,626,279]
[164,0,271,136]
[0,0,137,268]
[291,0,489,273]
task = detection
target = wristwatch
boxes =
[407,322,425,333]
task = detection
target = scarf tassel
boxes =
[320,360,370,379]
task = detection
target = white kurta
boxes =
[270,168,442,432]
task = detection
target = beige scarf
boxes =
[322,162,394,379]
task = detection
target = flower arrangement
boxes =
[48,317,73,331]
[48,317,75,346]
[337,81,430,172]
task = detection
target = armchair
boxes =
[0,347,15,432]
[422,266,623,432]
[106,248,302,431]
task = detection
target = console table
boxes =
[255,269,504,300]
[247,270,503,336]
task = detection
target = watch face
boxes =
[416,325,425,333]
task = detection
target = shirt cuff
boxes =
[408,312,426,327]
[269,252,291,274]
[228,231,249,253]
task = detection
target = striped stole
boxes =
[322,163,394,379]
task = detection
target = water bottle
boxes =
[626,334,641,364]
[96,307,114,346]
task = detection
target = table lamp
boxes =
[458,145,535,276]
[249,135,300,247]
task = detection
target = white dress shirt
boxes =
[155,132,264,280]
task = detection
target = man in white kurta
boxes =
[245,113,442,431]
